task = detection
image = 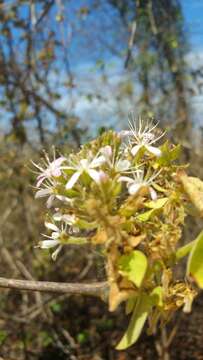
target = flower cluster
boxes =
[33,115,199,349]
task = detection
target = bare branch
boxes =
[0,277,108,299]
[124,19,137,69]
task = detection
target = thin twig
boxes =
[0,277,108,298]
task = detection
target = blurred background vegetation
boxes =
[0,0,203,359]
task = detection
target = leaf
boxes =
[125,296,137,315]
[150,286,164,307]
[116,294,151,350]
[178,172,203,217]
[137,209,155,222]
[187,231,203,288]
[76,218,97,230]
[153,183,167,193]
[118,250,148,287]
[64,237,88,245]
[176,240,195,261]
[145,197,168,209]
[137,198,168,222]
[157,141,181,166]
[157,142,181,166]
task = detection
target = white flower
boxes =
[100,145,131,173]
[35,182,56,208]
[53,212,76,225]
[119,169,160,200]
[65,153,106,189]
[35,182,73,208]
[37,222,68,261]
[33,150,66,188]
[127,115,165,157]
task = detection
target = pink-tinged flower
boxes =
[119,169,160,199]
[65,153,106,189]
[33,151,66,188]
[126,115,165,157]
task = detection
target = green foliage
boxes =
[136,198,168,222]
[76,331,89,344]
[118,251,148,287]
[187,231,203,288]
[39,331,53,347]
[116,294,151,350]
[0,330,8,345]
[50,302,62,313]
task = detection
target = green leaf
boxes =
[187,231,203,288]
[153,183,167,193]
[137,209,155,222]
[176,241,195,261]
[125,296,137,315]
[145,198,168,209]
[157,142,181,166]
[137,198,168,222]
[116,294,151,350]
[118,250,148,287]
[0,330,7,345]
[65,237,88,245]
[50,302,62,313]
[150,286,164,307]
[76,218,97,230]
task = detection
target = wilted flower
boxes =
[100,145,131,172]
[127,115,165,157]
[119,169,160,199]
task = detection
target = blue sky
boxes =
[1,0,203,137]
[182,0,203,50]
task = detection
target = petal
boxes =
[53,212,63,221]
[45,222,59,232]
[88,169,102,183]
[36,175,46,187]
[118,176,134,183]
[46,195,55,208]
[52,168,61,177]
[100,145,112,159]
[51,231,60,239]
[146,145,162,157]
[131,145,142,156]
[91,155,106,168]
[119,130,133,138]
[128,183,142,195]
[80,159,89,169]
[62,214,76,224]
[39,239,59,249]
[116,159,131,172]
[53,157,66,166]
[149,187,157,200]
[35,188,52,198]
[66,171,81,189]
[52,245,63,261]
[56,195,73,203]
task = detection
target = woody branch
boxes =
[0,277,108,298]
